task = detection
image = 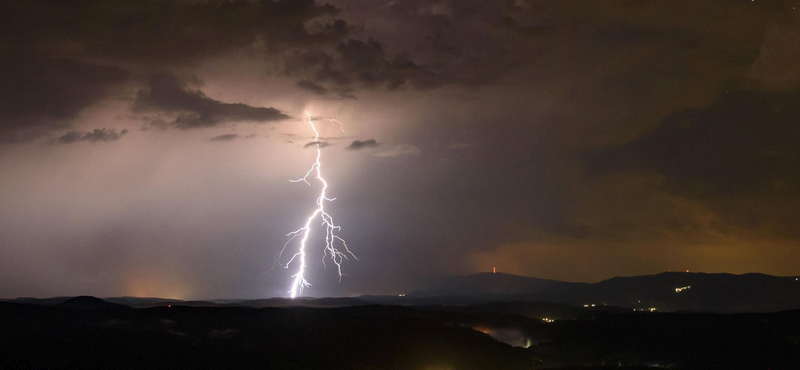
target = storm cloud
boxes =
[1,0,799,299]
[0,0,348,65]
[208,134,240,142]
[587,89,800,197]
[347,139,379,150]
[133,74,290,129]
[286,39,453,96]
[58,128,129,144]
[0,0,343,142]
[304,140,331,148]
[0,56,127,143]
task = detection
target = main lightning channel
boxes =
[279,111,355,298]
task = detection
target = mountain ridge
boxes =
[3,271,798,313]
[412,271,800,312]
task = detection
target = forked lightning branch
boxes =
[276,111,356,298]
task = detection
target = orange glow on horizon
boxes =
[123,271,189,300]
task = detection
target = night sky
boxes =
[1,0,799,299]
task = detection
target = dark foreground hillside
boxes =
[0,301,532,370]
[1,299,799,369]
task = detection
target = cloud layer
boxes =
[347,139,379,150]
[58,128,129,144]
[1,0,799,299]
[133,74,290,129]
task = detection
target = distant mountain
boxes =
[104,297,223,308]
[418,272,584,296]
[2,296,72,306]
[57,296,129,310]
[413,271,800,312]
[6,271,798,313]
[0,296,369,309]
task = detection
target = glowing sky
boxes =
[1,0,799,298]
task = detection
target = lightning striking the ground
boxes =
[277,111,356,298]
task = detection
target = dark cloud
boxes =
[347,139,379,150]
[0,55,127,143]
[281,133,352,142]
[749,10,800,89]
[591,23,699,49]
[304,141,330,148]
[4,0,800,299]
[583,88,800,239]
[0,0,568,140]
[133,73,290,129]
[425,23,463,57]
[587,89,800,198]
[58,128,128,144]
[0,0,344,143]
[286,39,453,96]
[209,134,240,142]
[297,80,329,95]
[140,118,169,132]
[0,0,348,65]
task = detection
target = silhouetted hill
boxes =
[235,297,369,308]
[2,299,800,369]
[56,296,129,310]
[104,296,184,307]
[105,297,223,308]
[1,296,71,305]
[7,270,799,313]
[417,272,584,296]
[1,296,369,309]
[414,271,800,312]
[571,272,800,312]
[0,301,535,370]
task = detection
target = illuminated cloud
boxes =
[375,144,421,158]
[133,74,290,129]
[0,0,344,143]
[1,0,799,299]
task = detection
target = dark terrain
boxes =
[2,272,800,369]
[411,271,800,312]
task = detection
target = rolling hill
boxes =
[412,271,800,312]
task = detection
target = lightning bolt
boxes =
[277,111,356,298]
